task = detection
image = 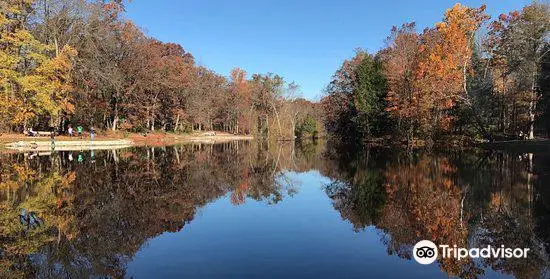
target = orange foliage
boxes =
[381,156,480,277]
[383,5,488,139]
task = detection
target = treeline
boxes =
[322,3,550,145]
[0,0,321,138]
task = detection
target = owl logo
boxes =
[413,240,438,264]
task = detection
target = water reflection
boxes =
[0,141,549,278]
[323,145,550,279]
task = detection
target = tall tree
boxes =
[414,4,488,139]
[1,0,75,131]
[322,50,368,140]
[382,23,420,142]
[228,67,251,134]
[353,53,387,137]
[486,3,550,139]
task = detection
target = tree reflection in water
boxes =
[322,143,550,279]
[0,140,549,279]
[0,141,303,278]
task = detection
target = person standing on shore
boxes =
[77,125,83,139]
[68,125,73,137]
[90,126,95,142]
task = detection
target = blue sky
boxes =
[125,0,535,100]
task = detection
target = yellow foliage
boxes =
[0,1,76,128]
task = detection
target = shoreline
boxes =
[477,139,550,153]
[1,132,254,152]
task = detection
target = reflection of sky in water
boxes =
[127,171,445,278]
[0,143,547,279]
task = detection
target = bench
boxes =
[24,131,53,137]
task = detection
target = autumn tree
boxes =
[228,67,251,134]
[0,0,76,131]
[249,73,284,137]
[0,0,311,138]
[381,23,420,142]
[328,4,490,144]
[186,67,227,131]
[31,0,85,57]
[413,4,488,140]
[485,3,550,139]
[68,0,131,130]
[323,49,388,141]
[322,50,368,140]
[121,38,194,131]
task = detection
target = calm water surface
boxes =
[1,141,549,278]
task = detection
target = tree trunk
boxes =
[528,75,537,140]
[112,101,118,131]
[408,120,414,146]
[266,116,269,138]
[529,101,536,140]
[271,103,282,138]
[174,114,180,132]
[291,119,296,140]
[54,35,59,57]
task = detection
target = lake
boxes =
[0,141,549,279]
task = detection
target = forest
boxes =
[323,2,550,145]
[2,1,549,146]
[0,0,321,140]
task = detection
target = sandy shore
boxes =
[5,139,133,152]
[1,132,253,152]
[128,133,254,146]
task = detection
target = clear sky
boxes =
[125,0,535,100]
